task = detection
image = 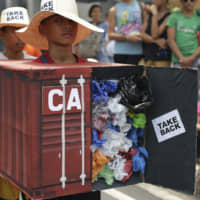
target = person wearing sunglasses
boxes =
[167,0,200,68]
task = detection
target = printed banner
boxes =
[6,10,24,22]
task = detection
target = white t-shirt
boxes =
[0,51,36,60]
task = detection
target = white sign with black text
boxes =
[41,0,55,11]
[152,109,186,143]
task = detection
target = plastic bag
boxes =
[94,164,114,185]
[92,129,107,148]
[92,80,118,104]
[100,129,132,158]
[127,127,138,147]
[108,95,128,127]
[132,113,146,129]
[122,160,133,183]
[92,150,111,179]
[107,122,120,132]
[101,80,118,94]
[92,104,110,132]
[92,80,108,104]
[132,147,149,174]
[127,126,145,148]
[118,74,153,113]
[108,155,128,181]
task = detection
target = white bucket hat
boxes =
[0,7,30,29]
[16,0,104,50]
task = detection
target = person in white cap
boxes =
[17,0,103,64]
[0,7,35,60]
[0,7,35,200]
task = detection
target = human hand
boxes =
[127,33,142,43]
[179,56,194,67]
[143,4,152,13]
[151,5,158,15]
[155,39,167,49]
[197,123,200,131]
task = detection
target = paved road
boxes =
[101,183,199,200]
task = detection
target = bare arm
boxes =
[141,32,154,43]
[152,15,169,39]
[151,5,169,39]
[181,46,200,67]
[197,115,200,131]
[108,6,127,41]
[189,47,200,61]
[140,3,148,33]
[167,26,183,60]
[141,8,167,49]
[140,7,153,43]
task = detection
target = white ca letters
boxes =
[48,88,81,112]
[67,88,81,110]
[48,89,63,111]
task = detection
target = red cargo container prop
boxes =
[0,60,197,199]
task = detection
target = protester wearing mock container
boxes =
[17,0,103,65]
[16,0,103,199]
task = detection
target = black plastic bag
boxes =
[118,73,153,113]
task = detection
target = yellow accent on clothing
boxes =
[139,59,171,67]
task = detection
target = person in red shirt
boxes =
[16,0,103,65]
[15,0,103,199]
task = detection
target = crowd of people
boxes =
[79,0,200,69]
[0,0,199,199]
[1,0,200,68]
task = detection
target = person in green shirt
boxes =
[167,0,200,67]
